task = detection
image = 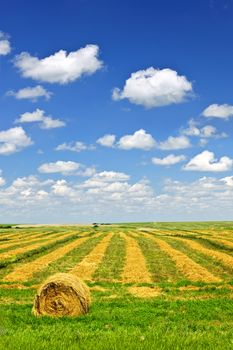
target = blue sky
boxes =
[0,0,233,223]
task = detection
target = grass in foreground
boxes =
[1,222,233,349]
[1,287,233,350]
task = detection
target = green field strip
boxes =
[190,236,233,255]
[134,234,185,283]
[93,233,126,281]
[0,231,89,271]
[0,227,91,249]
[26,233,106,285]
[0,229,79,254]
[0,233,95,281]
[3,235,94,283]
[175,237,233,275]
[162,236,230,281]
[0,229,74,253]
[0,228,72,245]
[0,229,92,258]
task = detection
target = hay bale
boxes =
[33,273,91,317]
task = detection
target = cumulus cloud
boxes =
[0,172,157,223]
[0,127,33,155]
[38,161,81,175]
[97,130,192,151]
[96,134,116,147]
[118,129,156,150]
[16,109,65,129]
[2,172,233,222]
[14,44,103,84]
[220,176,233,187]
[0,31,11,55]
[38,161,95,177]
[112,67,192,108]
[202,104,233,120]
[152,154,186,166]
[181,119,227,139]
[52,179,73,196]
[90,171,129,183]
[0,177,6,186]
[159,135,191,150]
[55,141,95,152]
[183,150,233,172]
[7,85,52,101]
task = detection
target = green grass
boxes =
[134,234,181,283]
[1,222,233,349]
[1,291,233,350]
[160,236,232,281]
[27,233,106,285]
[93,234,126,281]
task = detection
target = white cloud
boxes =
[55,141,94,152]
[183,150,233,172]
[14,44,103,84]
[202,104,233,120]
[220,176,233,187]
[16,109,65,129]
[0,31,11,55]
[97,130,191,151]
[91,171,130,182]
[0,177,6,186]
[152,154,186,166]
[7,85,52,101]
[96,134,116,147]
[159,135,191,150]
[81,171,130,188]
[2,172,233,222]
[52,180,73,196]
[41,116,65,129]
[181,119,227,140]
[0,127,33,155]
[118,129,156,150]
[112,67,192,108]
[38,161,81,175]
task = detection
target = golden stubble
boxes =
[3,236,90,282]
[120,233,152,283]
[149,236,220,283]
[71,234,113,281]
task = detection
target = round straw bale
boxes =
[33,273,91,317]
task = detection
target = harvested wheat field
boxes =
[1,222,233,349]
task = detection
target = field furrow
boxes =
[93,233,126,281]
[162,236,230,280]
[3,236,90,282]
[71,233,113,280]
[121,233,152,283]
[150,236,220,282]
[0,231,67,252]
[134,234,181,282]
[177,237,233,271]
[0,231,77,260]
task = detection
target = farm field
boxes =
[1,222,233,349]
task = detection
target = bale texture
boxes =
[33,273,91,317]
